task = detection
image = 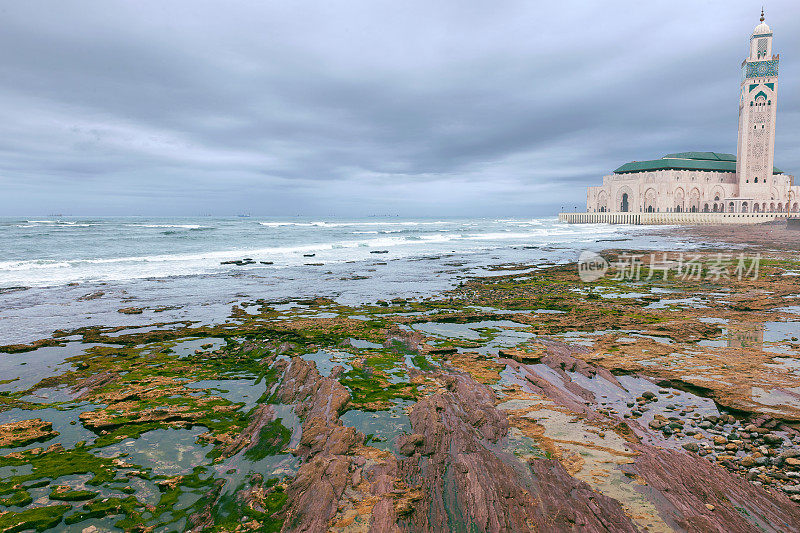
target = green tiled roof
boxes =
[614,152,783,174]
[663,151,737,161]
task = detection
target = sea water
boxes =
[0,216,694,344]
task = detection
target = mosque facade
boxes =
[582,13,798,218]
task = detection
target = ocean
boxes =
[0,216,691,344]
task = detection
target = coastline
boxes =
[654,220,800,250]
[0,224,798,531]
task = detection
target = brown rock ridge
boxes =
[276,358,363,531]
[631,444,800,532]
[219,403,276,458]
[396,371,637,532]
[505,337,800,532]
[276,357,421,532]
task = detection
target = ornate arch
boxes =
[674,187,686,212]
[688,187,701,212]
[643,188,657,212]
[597,191,609,212]
[615,186,634,212]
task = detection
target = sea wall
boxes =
[559,211,792,225]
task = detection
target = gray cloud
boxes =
[0,0,798,216]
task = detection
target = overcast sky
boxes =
[1,1,798,217]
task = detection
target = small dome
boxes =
[753,21,771,35]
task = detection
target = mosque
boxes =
[562,12,798,224]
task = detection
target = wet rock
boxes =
[70,371,119,400]
[649,418,668,430]
[739,455,756,468]
[80,404,205,430]
[220,258,256,265]
[397,371,637,532]
[117,307,143,314]
[527,459,638,532]
[397,434,425,456]
[498,348,541,363]
[427,346,458,356]
[77,291,104,301]
[284,454,354,532]
[631,444,800,531]
[785,457,800,469]
[642,391,656,400]
[219,404,276,458]
[682,442,700,453]
[277,358,368,530]
[0,419,58,448]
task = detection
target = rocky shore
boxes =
[0,229,798,531]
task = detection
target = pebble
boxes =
[764,434,784,445]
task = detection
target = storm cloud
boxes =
[1,0,798,216]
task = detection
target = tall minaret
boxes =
[736,10,779,198]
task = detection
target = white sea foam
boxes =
[129,224,208,229]
[258,220,452,228]
[0,216,635,288]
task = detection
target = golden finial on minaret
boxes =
[760,8,765,22]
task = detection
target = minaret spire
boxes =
[737,9,778,197]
